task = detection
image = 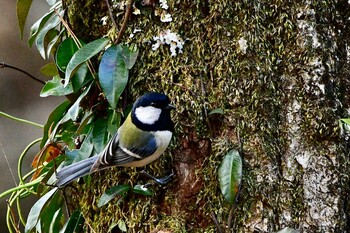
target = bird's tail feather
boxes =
[56,156,97,187]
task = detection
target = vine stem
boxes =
[0,179,42,199]
[0,111,43,128]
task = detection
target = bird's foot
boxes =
[140,169,174,185]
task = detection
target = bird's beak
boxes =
[166,104,176,110]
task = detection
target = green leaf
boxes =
[40,75,74,97]
[97,185,131,207]
[64,38,109,87]
[49,209,62,233]
[40,100,70,148]
[208,108,224,116]
[107,110,121,136]
[218,149,242,205]
[92,118,109,153]
[40,191,63,233]
[61,210,84,233]
[275,227,299,233]
[28,11,54,47]
[133,184,154,196]
[340,118,350,125]
[118,219,127,232]
[16,0,33,39]
[122,44,139,69]
[25,188,58,232]
[56,38,83,72]
[98,44,132,108]
[40,62,58,77]
[35,10,63,59]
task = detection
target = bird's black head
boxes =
[131,92,175,131]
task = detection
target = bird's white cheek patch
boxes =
[135,106,161,125]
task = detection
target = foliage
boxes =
[1,0,140,232]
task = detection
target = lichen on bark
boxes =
[63,0,350,232]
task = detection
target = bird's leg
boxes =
[140,169,174,185]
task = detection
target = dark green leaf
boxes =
[40,191,63,233]
[25,188,58,232]
[98,185,131,207]
[40,75,74,97]
[61,210,84,233]
[40,62,58,77]
[49,209,62,233]
[98,44,130,108]
[218,149,242,205]
[56,38,83,72]
[64,38,109,87]
[107,110,121,136]
[40,100,70,148]
[92,118,109,153]
[17,0,33,39]
[133,184,154,196]
[71,64,91,92]
[122,44,139,69]
[28,11,54,47]
[45,29,61,58]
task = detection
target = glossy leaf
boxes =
[122,44,139,69]
[40,62,58,76]
[35,11,63,59]
[40,100,70,148]
[61,210,84,233]
[133,184,154,196]
[99,44,137,108]
[40,191,63,233]
[28,11,54,47]
[64,38,109,87]
[98,185,131,207]
[56,38,83,72]
[40,75,74,97]
[25,188,58,232]
[92,118,109,153]
[17,0,33,39]
[107,110,121,136]
[218,149,242,205]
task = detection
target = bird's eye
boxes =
[150,102,157,107]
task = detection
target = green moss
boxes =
[65,0,350,231]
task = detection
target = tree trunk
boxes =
[64,0,350,232]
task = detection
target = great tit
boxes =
[56,92,175,187]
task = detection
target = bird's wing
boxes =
[114,131,158,165]
[93,131,157,170]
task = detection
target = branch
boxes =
[115,0,134,44]
[0,62,45,85]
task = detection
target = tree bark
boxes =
[65,0,350,232]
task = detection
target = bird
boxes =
[56,92,175,188]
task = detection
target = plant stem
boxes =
[0,62,45,85]
[0,179,42,199]
[18,138,42,184]
[227,204,235,232]
[0,111,43,128]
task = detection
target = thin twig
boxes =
[115,0,134,44]
[227,204,235,231]
[0,62,45,85]
[210,211,223,233]
[105,0,118,31]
